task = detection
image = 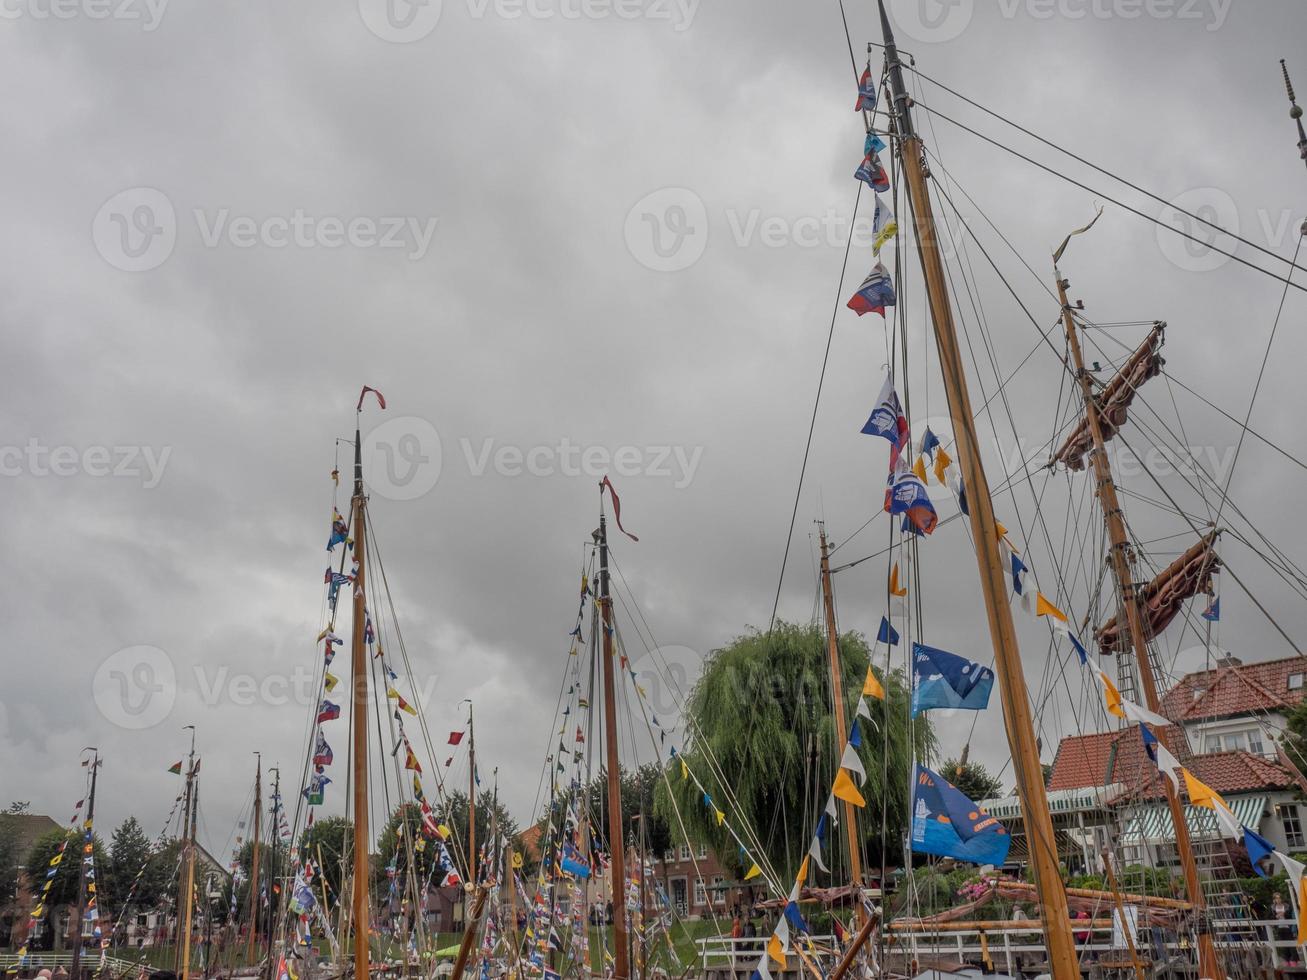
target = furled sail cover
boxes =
[1053,323,1165,471]
[1096,531,1220,655]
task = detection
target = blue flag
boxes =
[1068,632,1089,665]
[877,616,899,646]
[886,466,938,535]
[1242,825,1275,876]
[854,153,890,193]
[856,68,878,113]
[1202,597,1220,622]
[1010,553,1026,596]
[848,262,896,317]
[920,428,940,457]
[910,764,1011,866]
[911,642,994,717]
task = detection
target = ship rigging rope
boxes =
[909,99,1307,298]
[905,63,1305,278]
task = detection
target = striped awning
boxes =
[1119,796,1266,845]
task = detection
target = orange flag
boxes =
[863,667,886,701]
[1035,593,1067,622]
[889,563,907,597]
[833,769,867,808]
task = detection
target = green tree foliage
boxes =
[583,763,672,857]
[105,817,153,919]
[654,621,935,880]
[26,829,108,912]
[938,759,1004,803]
[299,816,352,903]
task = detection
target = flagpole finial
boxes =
[1281,60,1307,170]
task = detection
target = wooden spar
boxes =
[468,703,477,886]
[1101,849,1146,980]
[246,755,262,965]
[1053,267,1224,980]
[828,907,881,980]
[350,419,370,980]
[450,885,489,980]
[70,750,97,980]
[265,766,282,980]
[890,919,1115,933]
[180,746,198,980]
[817,525,864,911]
[876,4,1081,976]
[596,511,629,980]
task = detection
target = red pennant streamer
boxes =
[357,386,387,411]
[600,476,639,542]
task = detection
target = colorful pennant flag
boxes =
[909,764,1011,866]
[847,262,896,317]
[910,642,994,717]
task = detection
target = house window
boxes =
[698,844,708,860]
[1290,673,1305,691]
[1222,732,1247,752]
[1204,735,1221,753]
[1281,805,1305,849]
[670,877,688,917]
[712,875,726,905]
[664,850,674,863]
[1248,730,1266,755]
[693,878,707,907]
[679,845,691,862]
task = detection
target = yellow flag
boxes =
[680,758,689,781]
[863,667,886,701]
[1298,876,1307,945]
[1035,593,1067,622]
[715,808,726,826]
[438,824,452,839]
[933,447,952,484]
[911,456,928,483]
[1098,670,1126,720]
[1182,767,1228,811]
[767,933,787,969]
[744,862,762,881]
[324,672,339,692]
[832,768,866,808]
[889,563,907,597]
[797,856,810,884]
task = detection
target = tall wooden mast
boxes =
[179,732,198,980]
[246,754,262,965]
[468,702,477,885]
[350,406,370,980]
[1053,265,1223,979]
[817,525,863,902]
[70,749,98,980]
[876,4,1080,975]
[596,510,629,980]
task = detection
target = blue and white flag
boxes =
[1202,596,1220,622]
[910,764,1011,866]
[886,464,938,536]
[856,68,877,113]
[910,642,993,717]
[861,376,909,462]
[847,261,896,317]
[854,153,890,193]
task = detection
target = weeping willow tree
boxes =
[653,620,932,883]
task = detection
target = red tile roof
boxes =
[1160,656,1307,721]
[1047,725,1295,799]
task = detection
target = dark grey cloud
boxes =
[1,0,1305,860]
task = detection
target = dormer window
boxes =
[1289,673,1305,691]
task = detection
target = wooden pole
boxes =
[247,756,262,966]
[468,704,477,886]
[1054,269,1223,980]
[876,5,1080,975]
[1101,849,1147,980]
[70,751,98,980]
[350,422,370,980]
[597,511,629,980]
[828,907,880,980]
[817,526,864,912]
[180,755,198,980]
[449,886,489,980]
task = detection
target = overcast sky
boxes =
[2,0,1306,863]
